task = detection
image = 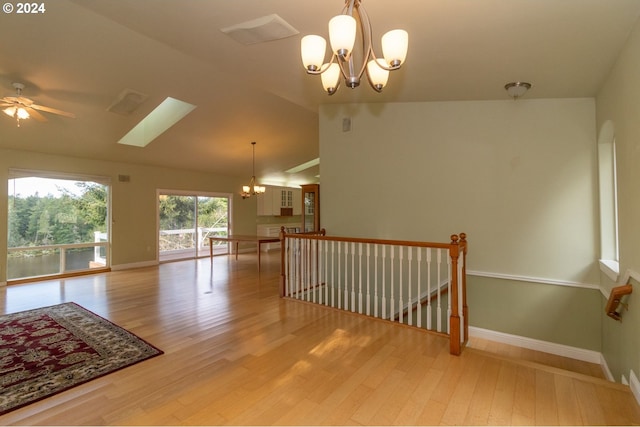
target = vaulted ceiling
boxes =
[1,0,639,185]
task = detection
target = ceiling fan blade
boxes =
[30,104,76,118]
[26,107,48,122]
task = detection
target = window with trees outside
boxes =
[7,171,110,281]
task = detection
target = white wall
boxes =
[320,98,599,285]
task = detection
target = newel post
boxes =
[279,226,286,298]
[448,234,461,355]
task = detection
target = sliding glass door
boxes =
[158,191,230,262]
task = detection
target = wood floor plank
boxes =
[535,369,560,425]
[554,374,584,425]
[465,357,501,425]
[487,362,517,426]
[0,253,638,426]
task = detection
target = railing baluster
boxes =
[317,239,323,305]
[447,249,452,333]
[358,243,363,314]
[366,243,371,316]
[351,242,356,313]
[437,248,442,332]
[407,247,413,326]
[297,238,302,300]
[426,247,432,330]
[337,241,342,309]
[322,239,327,306]
[374,244,379,318]
[390,246,395,322]
[398,246,403,324]
[331,241,336,308]
[344,242,349,310]
[382,245,386,320]
[417,247,422,328]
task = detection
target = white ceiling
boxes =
[1,0,639,185]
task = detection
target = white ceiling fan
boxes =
[1,82,76,127]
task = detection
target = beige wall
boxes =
[596,18,640,382]
[0,147,257,281]
[319,98,602,351]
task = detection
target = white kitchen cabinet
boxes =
[257,186,302,216]
[256,186,275,216]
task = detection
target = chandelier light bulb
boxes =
[329,14,356,57]
[301,35,327,71]
[366,59,389,91]
[381,29,408,68]
[321,63,341,94]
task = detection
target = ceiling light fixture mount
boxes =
[241,141,266,199]
[505,81,532,99]
[301,0,408,95]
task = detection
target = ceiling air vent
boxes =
[221,14,299,45]
[107,89,149,115]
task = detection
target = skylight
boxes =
[286,158,320,174]
[117,97,196,147]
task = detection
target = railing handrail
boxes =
[281,228,462,250]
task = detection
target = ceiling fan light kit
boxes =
[301,0,408,95]
[1,82,76,127]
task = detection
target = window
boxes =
[7,170,110,281]
[597,121,619,281]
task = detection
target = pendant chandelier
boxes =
[300,0,408,95]
[241,141,266,199]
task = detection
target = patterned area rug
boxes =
[0,302,163,415]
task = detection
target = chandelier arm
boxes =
[358,5,383,93]
[356,3,375,80]
[345,0,356,15]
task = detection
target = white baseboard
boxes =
[601,353,615,382]
[630,370,640,405]
[111,260,158,271]
[468,326,603,365]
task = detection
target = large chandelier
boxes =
[300,0,408,95]
[241,141,266,199]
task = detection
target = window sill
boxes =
[599,259,620,282]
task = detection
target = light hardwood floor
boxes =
[0,252,639,425]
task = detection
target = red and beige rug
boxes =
[0,302,163,415]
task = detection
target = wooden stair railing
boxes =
[606,283,632,321]
[279,229,468,355]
